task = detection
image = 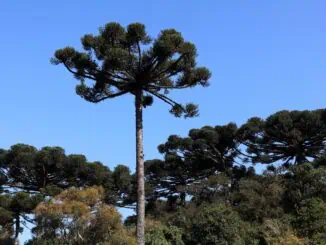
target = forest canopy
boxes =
[1,108,326,244]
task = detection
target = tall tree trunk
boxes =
[295,153,306,165]
[135,89,145,245]
[14,213,20,245]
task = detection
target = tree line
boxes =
[1,108,326,244]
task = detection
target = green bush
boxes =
[190,204,246,245]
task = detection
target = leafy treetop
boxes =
[238,109,326,165]
[51,22,211,117]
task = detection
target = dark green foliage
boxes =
[283,163,326,212]
[0,192,43,243]
[2,108,326,243]
[112,165,134,205]
[145,220,184,245]
[145,123,243,203]
[239,109,326,165]
[113,165,132,192]
[52,22,211,117]
[141,108,326,244]
[190,204,246,245]
[0,196,14,242]
[0,144,131,242]
[293,198,326,240]
[231,176,284,222]
[158,123,239,173]
[0,144,118,199]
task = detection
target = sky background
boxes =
[1,1,326,243]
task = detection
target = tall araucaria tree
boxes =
[51,22,211,245]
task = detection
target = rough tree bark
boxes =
[14,214,20,245]
[135,89,145,245]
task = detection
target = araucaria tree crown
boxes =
[51,22,211,115]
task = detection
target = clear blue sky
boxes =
[1,1,326,243]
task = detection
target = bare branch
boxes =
[148,84,190,90]
[147,90,184,110]
[63,63,96,81]
[100,69,132,82]
[156,54,185,78]
[88,90,129,103]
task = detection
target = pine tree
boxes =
[52,22,211,244]
[145,123,240,203]
[0,144,122,241]
[1,144,116,197]
[0,192,42,245]
[238,109,326,166]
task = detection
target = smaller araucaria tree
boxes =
[52,22,211,245]
[145,123,240,203]
[238,109,326,166]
